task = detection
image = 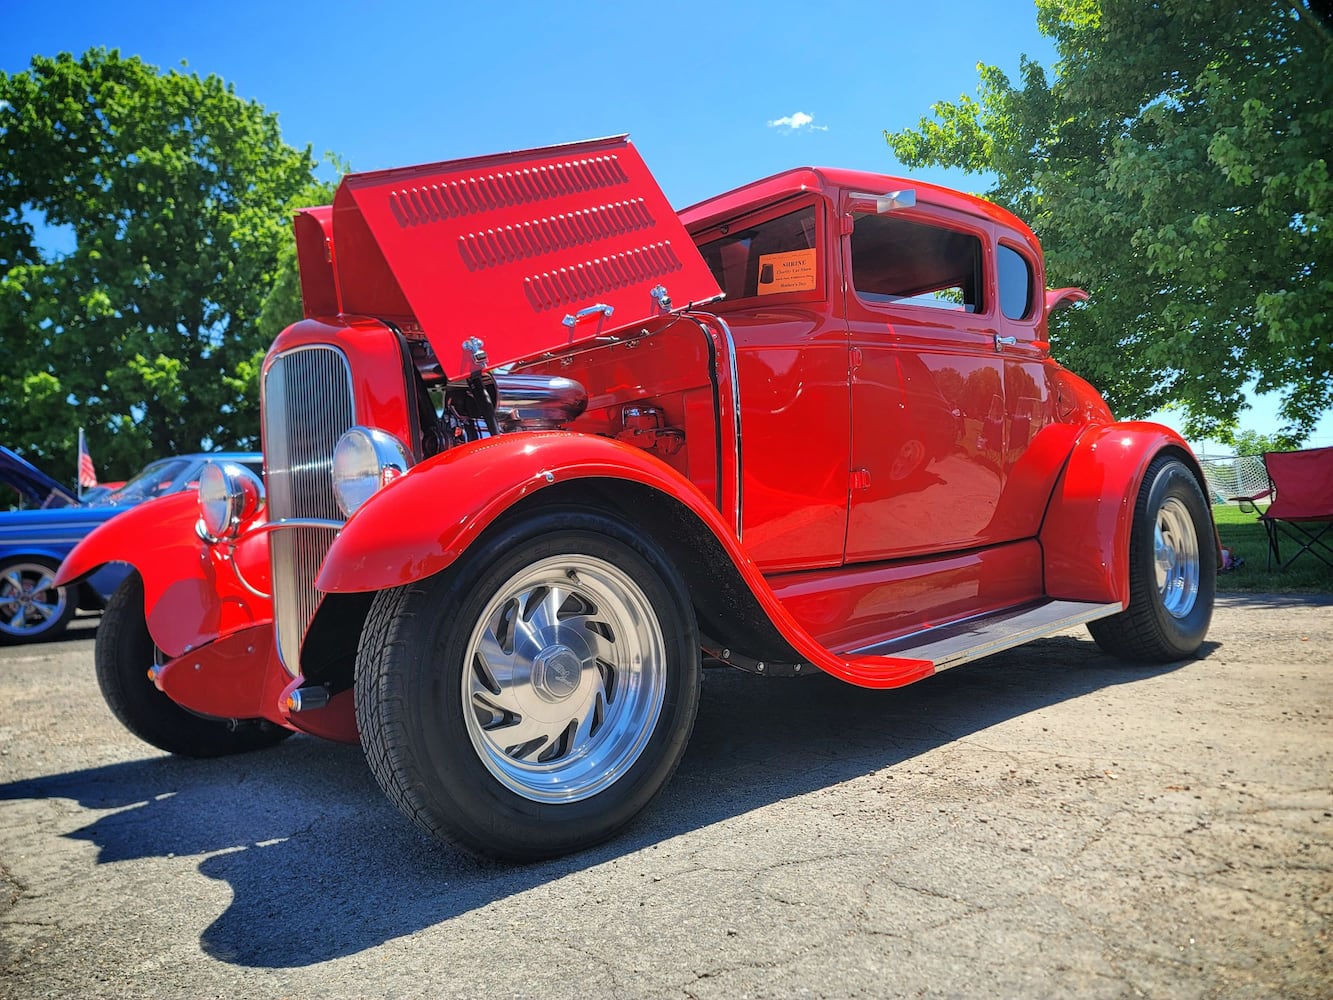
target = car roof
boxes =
[678,166,1038,245]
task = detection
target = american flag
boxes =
[77,428,97,489]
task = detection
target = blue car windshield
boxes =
[99,458,195,506]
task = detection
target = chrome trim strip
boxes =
[715,314,744,538]
[240,518,346,537]
[849,599,1122,670]
[686,311,744,538]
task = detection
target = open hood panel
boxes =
[325,136,721,378]
[0,446,78,509]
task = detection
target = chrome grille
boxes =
[262,345,355,675]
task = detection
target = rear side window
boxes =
[697,205,818,301]
[850,213,985,313]
[998,244,1035,320]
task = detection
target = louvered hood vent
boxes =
[314,136,721,378]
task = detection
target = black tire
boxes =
[95,573,293,757]
[356,509,702,861]
[1088,455,1216,662]
[0,557,75,644]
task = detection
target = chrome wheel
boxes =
[462,554,667,803]
[1088,456,1215,663]
[357,512,702,860]
[0,560,70,642]
[1154,496,1200,618]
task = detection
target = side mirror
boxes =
[847,190,917,214]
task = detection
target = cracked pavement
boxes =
[0,593,1329,998]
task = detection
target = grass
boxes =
[1212,503,1333,594]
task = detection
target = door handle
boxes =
[993,334,1017,353]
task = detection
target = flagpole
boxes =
[77,428,85,501]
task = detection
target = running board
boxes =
[847,600,1123,672]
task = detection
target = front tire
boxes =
[1088,455,1215,662]
[0,558,75,644]
[96,573,293,757]
[356,510,702,861]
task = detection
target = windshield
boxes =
[97,458,195,506]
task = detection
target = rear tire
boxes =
[1088,455,1215,662]
[96,573,293,757]
[356,509,701,861]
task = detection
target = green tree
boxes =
[885,0,1332,446]
[1231,427,1293,456]
[0,48,323,479]
[256,163,343,344]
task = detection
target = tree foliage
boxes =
[0,49,325,479]
[885,1,1332,445]
[1231,427,1289,456]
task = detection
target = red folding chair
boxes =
[1234,446,1333,570]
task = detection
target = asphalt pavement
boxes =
[1,594,1329,998]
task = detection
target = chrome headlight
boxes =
[197,462,263,541]
[331,426,412,517]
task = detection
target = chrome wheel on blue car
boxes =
[0,558,74,644]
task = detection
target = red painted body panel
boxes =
[1040,421,1199,605]
[727,305,850,570]
[294,206,338,318]
[326,136,721,379]
[53,493,272,658]
[152,625,358,742]
[264,316,417,447]
[155,624,277,718]
[770,540,1044,652]
[680,167,1040,250]
[315,431,933,689]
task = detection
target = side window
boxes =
[998,244,1035,320]
[849,213,985,313]
[697,205,818,302]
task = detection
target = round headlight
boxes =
[332,427,412,517]
[197,462,262,541]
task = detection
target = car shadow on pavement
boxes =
[0,635,1202,968]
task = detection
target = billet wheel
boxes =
[0,558,75,644]
[1088,455,1216,662]
[355,509,702,861]
[96,572,293,757]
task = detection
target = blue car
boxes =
[0,447,261,644]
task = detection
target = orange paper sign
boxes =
[756,249,817,295]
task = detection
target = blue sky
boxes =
[5,0,1053,203]
[4,0,1328,449]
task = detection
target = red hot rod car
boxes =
[58,136,1215,860]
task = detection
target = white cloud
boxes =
[766,111,828,132]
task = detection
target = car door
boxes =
[840,197,1010,563]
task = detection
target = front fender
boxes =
[316,432,935,690]
[54,493,273,658]
[1040,421,1207,606]
[317,432,718,593]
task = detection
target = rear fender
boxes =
[316,432,933,690]
[54,493,272,658]
[1040,422,1209,605]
